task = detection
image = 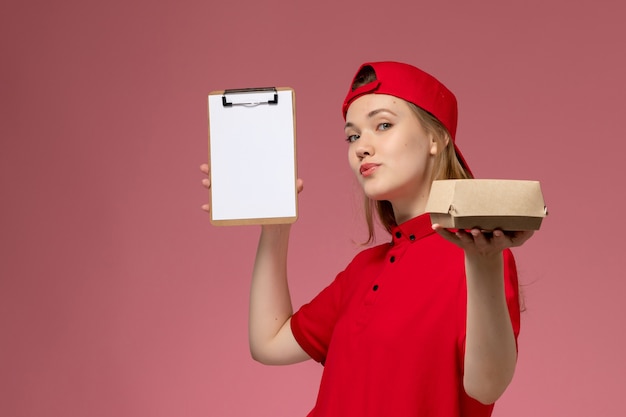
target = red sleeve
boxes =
[503,248,521,342]
[290,271,346,365]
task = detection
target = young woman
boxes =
[201,61,534,416]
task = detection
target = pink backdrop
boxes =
[2,0,625,416]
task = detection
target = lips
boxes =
[360,163,380,177]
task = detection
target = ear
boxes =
[429,134,450,156]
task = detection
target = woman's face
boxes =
[345,94,438,212]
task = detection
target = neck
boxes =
[391,196,429,224]
[389,178,433,224]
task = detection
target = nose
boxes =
[355,134,374,160]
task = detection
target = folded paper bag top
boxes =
[425,179,548,231]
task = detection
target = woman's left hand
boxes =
[432,224,534,256]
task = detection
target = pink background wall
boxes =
[2,0,625,416]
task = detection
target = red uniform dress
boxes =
[291,213,521,417]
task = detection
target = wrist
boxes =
[260,224,293,243]
[261,223,292,232]
[465,252,504,284]
[465,250,502,265]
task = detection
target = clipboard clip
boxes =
[222,87,279,107]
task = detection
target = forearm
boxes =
[248,224,296,362]
[463,252,517,404]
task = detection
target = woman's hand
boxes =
[432,225,534,256]
[200,163,304,214]
[200,163,211,213]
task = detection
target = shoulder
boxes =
[333,241,391,284]
[350,240,392,264]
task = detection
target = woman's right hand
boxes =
[200,163,304,214]
[200,163,211,213]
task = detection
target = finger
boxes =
[455,229,476,245]
[432,224,456,239]
[200,163,209,174]
[296,178,304,194]
[432,224,463,246]
[491,229,508,246]
[509,230,534,247]
[202,178,211,189]
[470,228,488,242]
[201,203,210,213]
[481,229,533,251]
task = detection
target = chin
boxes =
[363,189,393,202]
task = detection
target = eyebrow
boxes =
[344,108,397,130]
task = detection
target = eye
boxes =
[346,134,360,143]
[378,122,392,131]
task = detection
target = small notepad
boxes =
[207,87,298,225]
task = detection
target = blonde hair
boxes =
[350,67,472,244]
